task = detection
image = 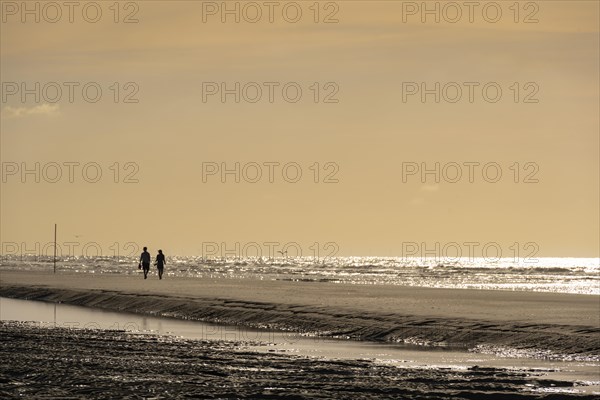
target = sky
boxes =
[1,1,598,259]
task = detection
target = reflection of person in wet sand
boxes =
[139,247,151,279]
[155,250,166,280]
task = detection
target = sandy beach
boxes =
[2,320,598,399]
[1,271,598,359]
[2,270,600,398]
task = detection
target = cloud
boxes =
[2,103,60,119]
[410,184,440,205]
[410,197,424,206]
[420,184,440,192]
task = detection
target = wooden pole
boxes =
[53,224,57,274]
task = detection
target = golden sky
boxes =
[1,1,598,258]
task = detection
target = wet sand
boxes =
[1,271,598,360]
[1,321,597,399]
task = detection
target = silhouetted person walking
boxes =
[155,249,165,280]
[140,247,151,279]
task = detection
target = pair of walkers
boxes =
[139,247,166,279]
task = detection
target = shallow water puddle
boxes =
[2,297,598,394]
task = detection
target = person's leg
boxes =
[158,267,163,279]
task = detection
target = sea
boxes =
[2,255,598,295]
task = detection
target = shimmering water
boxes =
[2,256,598,295]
